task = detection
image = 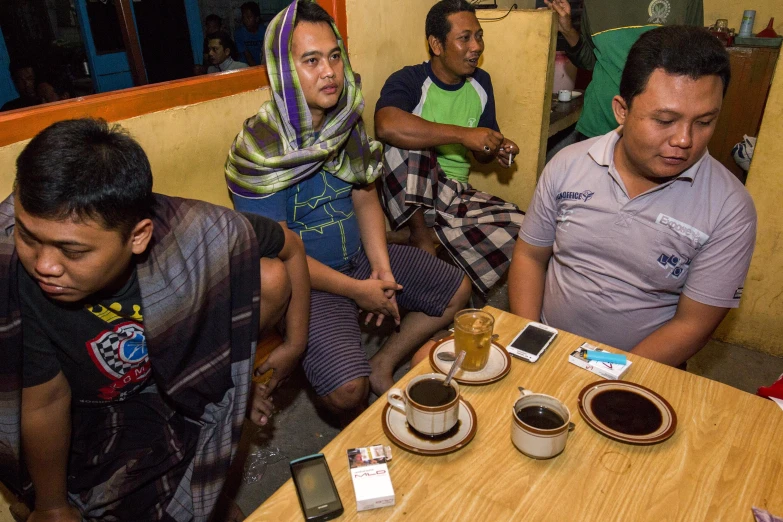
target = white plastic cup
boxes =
[557,89,572,102]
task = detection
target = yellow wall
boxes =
[704,0,783,36]
[346,1,555,210]
[0,89,269,207]
[714,65,783,357]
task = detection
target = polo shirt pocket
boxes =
[644,230,700,292]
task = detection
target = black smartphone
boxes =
[290,453,344,521]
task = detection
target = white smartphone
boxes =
[507,322,559,363]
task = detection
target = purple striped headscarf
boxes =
[225,0,382,196]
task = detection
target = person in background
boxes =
[544,0,703,139]
[375,0,524,296]
[235,2,265,66]
[205,12,223,36]
[226,0,471,420]
[0,118,309,520]
[2,62,39,111]
[207,31,249,73]
[202,14,224,62]
[508,26,756,368]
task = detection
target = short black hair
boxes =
[620,26,731,108]
[294,0,335,27]
[205,13,222,26]
[208,31,237,58]
[425,0,476,57]
[15,119,155,238]
[240,2,261,18]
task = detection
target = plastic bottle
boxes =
[552,51,576,95]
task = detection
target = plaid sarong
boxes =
[0,194,260,520]
[380,146,524,294]
[225,0,382,196]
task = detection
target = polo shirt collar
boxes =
[587,127,709,188]
[218,57,235,72]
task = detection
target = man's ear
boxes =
[129,219,154,255]
[612,95,629,126]
[428,35,443,57]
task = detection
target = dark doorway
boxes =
[133,0,193,83]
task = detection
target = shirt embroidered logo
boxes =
[647,0,671,24]
[656,252,691,278]
[556,190,595,202]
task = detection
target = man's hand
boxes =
[352,277,402,326]
[363,270,402,327]
[29,505,81,522]
[497,138,519,168]
[254,342,302,398]
[460,127,504,155]
[247,382,275,426]
[543,0,580,46]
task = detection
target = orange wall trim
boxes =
[319,0,348,43]
[0,0,348,148]
[0,68,269,147]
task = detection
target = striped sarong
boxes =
[303,244,463,396]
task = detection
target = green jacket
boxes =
[567,0,703,138]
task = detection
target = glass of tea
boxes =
[454,309,495,372]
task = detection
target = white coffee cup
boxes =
[511,388,574,459]
[388,373,460,436]
[557,89,572,102]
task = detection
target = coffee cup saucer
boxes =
[382,398,477,456]
[429,337,511,385]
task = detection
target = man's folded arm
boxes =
[630,295,729,367]
[508,238,553,322]
[375,106,501,153]
[22,371,79,518]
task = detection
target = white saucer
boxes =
[429,337,511,385]
[382,399,477,456]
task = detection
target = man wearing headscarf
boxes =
[226,0,471,418]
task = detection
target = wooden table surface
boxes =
[247,307,783,522]
[548,94,584,137]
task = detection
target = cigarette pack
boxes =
[346,445,395,512]
[568,342,632,380]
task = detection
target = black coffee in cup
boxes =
[409,378,457,407]
[516,405,565,430]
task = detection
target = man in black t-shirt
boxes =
[0,119,309,520]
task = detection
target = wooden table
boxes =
[248,307,783,521]
[548,94,584,137]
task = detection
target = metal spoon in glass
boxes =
[437,334,500,362]
[443,350,466,387]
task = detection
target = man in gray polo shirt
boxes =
[508,26,756,367]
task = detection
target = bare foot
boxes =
[369,365,396,396]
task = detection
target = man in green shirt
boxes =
[545,0,703,138]
[376,0,524,295]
